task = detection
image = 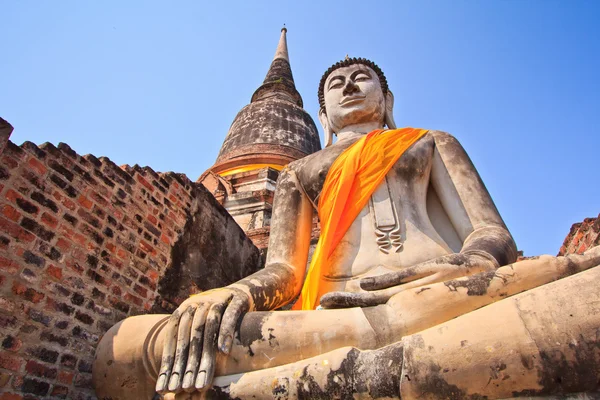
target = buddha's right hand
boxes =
[155,286,252,394]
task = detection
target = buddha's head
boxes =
[318,57,396,146]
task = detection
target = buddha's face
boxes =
[323,64,386,133]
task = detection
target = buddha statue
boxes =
[93,58,600,399]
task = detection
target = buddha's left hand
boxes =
[319,253,497,309]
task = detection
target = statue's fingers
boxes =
[156,310,182,393]
[319,290,387,309]
[195,300,229,390]
[360,265,432,291]
[218,296,249,354]
[167,305,196,392]
[390,271,452,293]
[182,303,209,392]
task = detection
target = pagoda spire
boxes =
[272,26,289,62]
[251,27,303,107]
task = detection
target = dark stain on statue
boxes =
[520,354,535,370]
[238,312,270,356]
[562,258,580,279]
[268,328,279,348]
[444,270,496,296]
[412,361,489,400]
[296,349,360,400]
[204,384,242,400]
[354,344,404,398]
[513,329,600,397]
[272,377,289,398]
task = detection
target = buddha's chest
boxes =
[302,133,436,206]
[306,134,452,282]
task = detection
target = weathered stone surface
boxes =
[211,29,321,174]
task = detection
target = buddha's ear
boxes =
[319,109,334,147]
[384,90,397,129]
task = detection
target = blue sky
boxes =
[1,1,599,256]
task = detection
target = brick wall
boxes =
[558,214,600,256]
[0,130,261,399]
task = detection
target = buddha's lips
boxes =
[339,96,366,106]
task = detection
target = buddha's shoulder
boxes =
[286,139,356,177]
[425,129,462,145]
[283,138,358,200]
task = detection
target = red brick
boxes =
[147,269,159,285]
[0,256,19,274]
[12,282,45,304]
[5,189,21,203]
[0,352,24,372]
[28,157,47,175]
[133,284,147,298]
[77,195,93,210]
[65,259,83,275]
[90,191,108,207]
[2,157,18,170]
[136,174,154,193]
[124,292,143,307]
[25,360,57,379]
[160,233,170,245]
[55,238,72,252]
[0,393,24,400]
[72,232,87,247]
[57,370,74,385]
[0,217,35,243]
[105,241,116,253]
[139,240,153,254]
[46,265,63,281]
[1,205,20,222]
[147,214,158,225]
[116,248,128,260]
[54,191,76,211]
[51,385,69,397]
[40,212,58,229]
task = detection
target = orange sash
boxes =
[293,128,428,310]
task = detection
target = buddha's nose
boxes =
[343,81,359,96]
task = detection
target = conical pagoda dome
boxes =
[211,28,321,175]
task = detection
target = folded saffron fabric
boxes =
[294,128,428,310]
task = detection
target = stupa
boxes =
[199,28,321,252]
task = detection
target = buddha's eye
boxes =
[354,73,370,82]
[328,77,344,90]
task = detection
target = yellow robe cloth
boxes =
[294,127,429,310]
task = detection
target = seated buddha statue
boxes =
[93,58,600,399]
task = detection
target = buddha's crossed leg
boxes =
[93,247,600,399]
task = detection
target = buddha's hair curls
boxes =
[318,57,388,112]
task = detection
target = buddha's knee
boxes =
[93,314,168,400]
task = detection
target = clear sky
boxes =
[1,1,599,256]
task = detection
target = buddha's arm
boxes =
[429,130,518,266]
[233,166,313,310]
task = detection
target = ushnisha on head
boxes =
[318,57,396,147]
